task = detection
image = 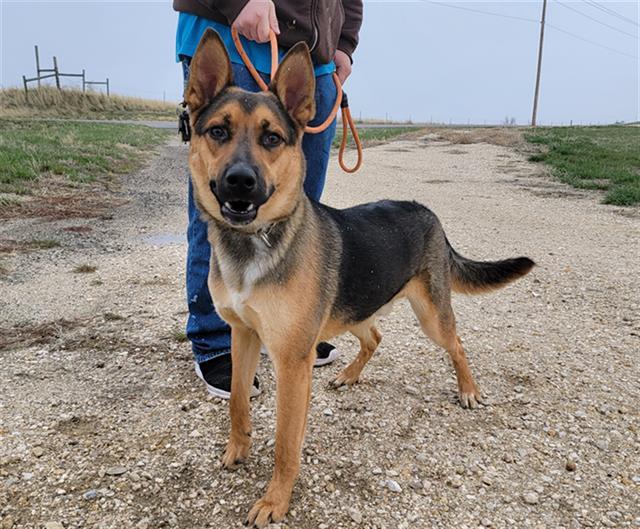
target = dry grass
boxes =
[0,87,175,120]
[0,238,61,254]
[0,318,81,352]
[72,264,97,273]
[427,127,526,148]
[334,126,427,149]
[170,327,189,343]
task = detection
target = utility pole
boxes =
[531,0,547,127]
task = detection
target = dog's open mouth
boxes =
[221,200,258,224]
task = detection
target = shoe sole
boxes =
[194,362,261,400]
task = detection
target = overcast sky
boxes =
[1,1,638,125]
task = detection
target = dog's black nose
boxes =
[223,163,257,192]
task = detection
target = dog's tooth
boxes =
[246,204,255,211]
[224,202,232,209]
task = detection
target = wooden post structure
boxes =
[531,0,547,127]
[53,56,61,90]
[35,45,41,88]
[82,69,86,92]
[23,75,29,101]
[106,78,110,96]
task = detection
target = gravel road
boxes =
[1,133,639,529]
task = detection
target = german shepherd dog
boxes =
[185,28,534,528]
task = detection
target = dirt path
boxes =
[1,135,639,529]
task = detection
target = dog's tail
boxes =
[447,238,535,294]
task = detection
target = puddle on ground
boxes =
[143,232,185,246]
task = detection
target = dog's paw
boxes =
[222,437,250,469]
[458,384,484,409]
[246,492,289,528]
[330,366,360,388]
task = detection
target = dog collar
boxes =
[256,224,275,248]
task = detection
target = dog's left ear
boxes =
[270,42,316,127]
[185,28,232,113]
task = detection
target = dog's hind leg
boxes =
[222,323,261,469]
[331,322,382,387]
[407,279,483,409]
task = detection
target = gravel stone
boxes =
[83,489,98,500]
[405,385,419,396]
[348,508,363,524]
[105,466,128,476]
[382,479,402,493]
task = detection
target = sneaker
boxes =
[194,354,261,400]
[314,342,341,367]
[260,342,341,367]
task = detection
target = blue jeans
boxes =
[182,58,337,364]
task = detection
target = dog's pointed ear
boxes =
[185,28,232,113]
[270,42,316,126]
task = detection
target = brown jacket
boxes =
[173,0,363,64]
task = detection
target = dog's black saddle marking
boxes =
[316,200,436,323]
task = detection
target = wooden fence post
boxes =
[53,56,61,90]
[23,75,29,102]
[106,78,110,96]
[35,45,41,88]
[82,69,86,92]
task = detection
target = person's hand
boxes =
[334,49,352,85]
[232,0,280,43]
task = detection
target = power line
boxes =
[422,1,539,23]
[581,0,639,28]
[421,0,638,61]
[554,0,638,38]
[546,22,638,59]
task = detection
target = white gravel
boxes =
[1,134,639,528]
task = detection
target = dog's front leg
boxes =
[222,324,261,469]
[246,339,315,528]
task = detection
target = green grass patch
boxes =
[333,126,425,148]
[0,119,171,193]
[524,126,640,206]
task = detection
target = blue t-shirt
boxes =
[176,13,335,77]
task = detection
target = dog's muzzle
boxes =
[210,162,271,225]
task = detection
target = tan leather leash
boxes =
[231,27,363,173]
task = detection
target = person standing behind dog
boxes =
[173,0,363,398]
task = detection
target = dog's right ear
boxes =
[185,28,232,113]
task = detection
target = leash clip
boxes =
[177,102,191,143]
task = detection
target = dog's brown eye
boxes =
[262,132,283,148]
[209,126,229,142]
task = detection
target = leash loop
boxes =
[231,27,363,173]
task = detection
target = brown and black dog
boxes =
[185,28,534,528]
